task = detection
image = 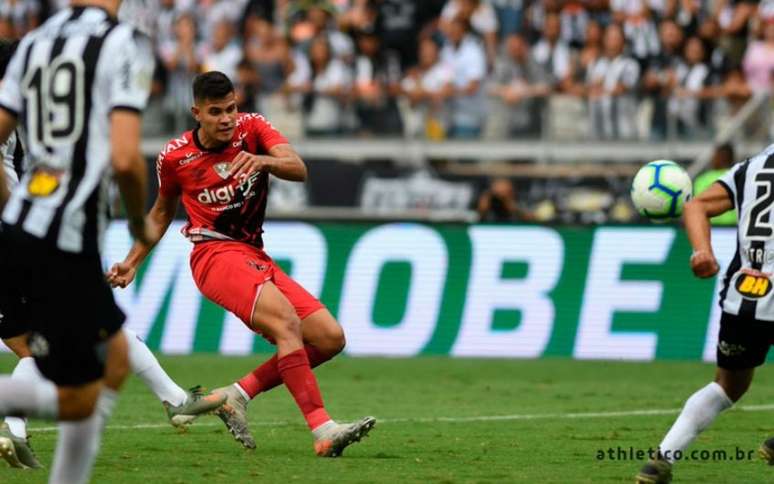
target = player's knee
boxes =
[57,389,98,420]
[320,326,346,356]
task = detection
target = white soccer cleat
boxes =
[313,417,376,457]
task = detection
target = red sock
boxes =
[237,345,331,399]
[276,348,331,430]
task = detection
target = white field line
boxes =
[26,403,774,433]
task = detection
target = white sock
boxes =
[659,382,733,463]
[234,383,250,401]
[49,388,118,484]
[5,357,44,438]
[0,377,58,421]
[311,420,336,439]
[124,328,187,406]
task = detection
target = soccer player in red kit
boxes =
[107,71,375,457]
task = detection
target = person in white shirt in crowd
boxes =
[441,0,499,66]
[441,16,487,138]
[400,37,455,139]
[532,13,573,93]
[669,36,714,136]
[303,34,352,136]
[742,17,774,94]
[489,33,552,137]
[587,23,641,139]
[202,19,243,82]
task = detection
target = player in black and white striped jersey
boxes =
[0,37,225,472]
[0,2,155,483]
[636,143,774,484]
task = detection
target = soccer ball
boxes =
[631,160,693,221]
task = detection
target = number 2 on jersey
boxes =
[21,56,85,148]
[746,169,774,239]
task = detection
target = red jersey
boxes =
[156,113,288,247]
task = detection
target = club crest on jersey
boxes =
[735,274,772,299]
[213,162,231,179]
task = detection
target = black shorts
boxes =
[0,229,29,339]
[717,311,774,370]
[0,229,125,386]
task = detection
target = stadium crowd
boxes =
[1,0,772,141]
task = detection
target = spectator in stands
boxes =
[369,0,446,70]
[559,0,590,48]
[0,0,39,39]
[291,3,355,61]
[532,13,572,92]
[477,178,531,222]
[587,23,641,139]
[158,12,203,133]
[743,18,774,93]
[234,58,261,112]
[400,37,454,139]
[645,19,684,138]
[244,15,289,97]
[566,19,603,96]
[202,19,243,82]
[155,0,178,47]
[693,143,737,225]
[441,16,487,138]
[669,36,713,136]
[491,0,523,38]
[304,34,352,136]
[353,27,404,135]
[441,0,499,66]
[489,33,551,137]
[715,0,759,65]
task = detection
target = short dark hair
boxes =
[0,39,18,80]
[192,71,234,103]
[716,142,734,160]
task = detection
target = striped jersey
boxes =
[0,130,25,187]
[717,143,774,320]
[0,6,153,254]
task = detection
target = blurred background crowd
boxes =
[1,0,772,223]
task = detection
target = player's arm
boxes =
[106,191,179,288]
[684,182,733,278]
[229,143,307,182]
[111,109,151,244]
[0,108,17,209]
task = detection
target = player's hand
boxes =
[690,250,720,278]
[229,151,267,180]
[106,261,137,289]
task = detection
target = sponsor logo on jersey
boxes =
[27,168,61,197]
[213,162,231,179]
[735,274,772,299]
[197,185,236,204]
[179,152,203,166]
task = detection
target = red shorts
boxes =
[190,241,324,327]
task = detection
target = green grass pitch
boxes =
[2,354,774,483]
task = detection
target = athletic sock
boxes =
[237,345,332,399]
[124,328,187,407]
[5,357,43,439]
[49,388,118,484]
[0,377,58,421]
[659,382,733,463]
[276,348,331,430]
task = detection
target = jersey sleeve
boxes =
[156,152,180,197]
[0,38,29,117]
[717,161,745,208]
[106,28,155,113]
[244,113,288,152]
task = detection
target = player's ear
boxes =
[191,105,200,122]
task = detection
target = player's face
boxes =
[193,92,238,144]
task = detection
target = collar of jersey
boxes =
[192,125,230,153]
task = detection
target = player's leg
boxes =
[49,330,128,484]
[636,312,759,483]
[123,327,225,426]
[235,308,345,399]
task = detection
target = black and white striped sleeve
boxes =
[106,27,154,114]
